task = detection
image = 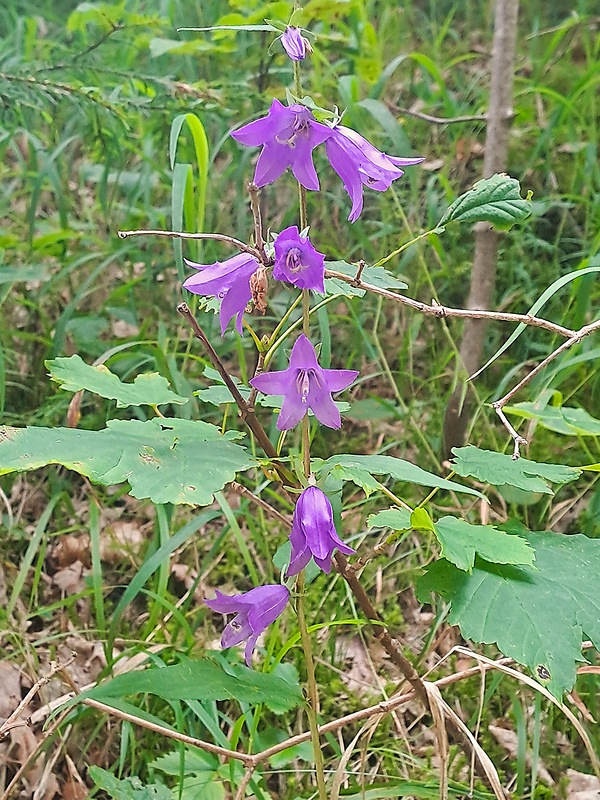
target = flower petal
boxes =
[276,390,308,430]
[288,334,320,371]
[254,142,292,187]
[219,275,253,335]
[321,368,359,393]
[249,368,294,397]
[307,383,342,428]
[221,614,252,648]
[325,138,364,222]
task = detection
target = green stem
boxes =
[378,484,413,513]
[372,226,440,269]
[296,573,328,800]
[263,294,340,368]
[268,292,304,347]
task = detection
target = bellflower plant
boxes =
[231,99,332,191]
[205,584,290,666]
[183,252,259,335]
[250,333,358,430]
[325,125,425,222]
[280,26,309,61]
[273,226,325,292]
[287,486,355,576]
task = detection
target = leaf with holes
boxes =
[438,174,531,230]
[47,354,188,408]
[418,529,600,695]
[0,419,252,506]
[451,446,580,494]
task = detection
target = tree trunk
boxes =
[442,0,520,459]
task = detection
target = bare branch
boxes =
[393,105,488,125]
[324,267,576,339]
[118,229,264,261]
[492,318,600,456]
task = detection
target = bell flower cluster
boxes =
[194,28,425,667]
[206,484,354,664]
[231,100,423,222]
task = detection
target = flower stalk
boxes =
[295,572,328,800]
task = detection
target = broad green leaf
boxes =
[196,384,251,406]
[46,355,188,408]
[85,657,303,714]
[152,749,227,800]
[367,507,411,530]
[438,174,531,230]
[451,446,580,494]
[369,508,535,571]
[505,403,600,437]
[324,260,408,298]
[315,454,485,499]
[418,530,600,695]
[434,516,535,572]
[0,419,252,506]
[89,766,171,800]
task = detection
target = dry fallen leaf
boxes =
[101,520,146,564]
[52,561,87,595]
[488,724,554,785]
[566,769,600,800]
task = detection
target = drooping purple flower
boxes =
[231,99,332,191]
[205,584,289,666]
[249,333,358,430]
[287,486,355,576]
[273,226,325,292]
[280,26,308,61]
[183,253,259,335]
[325,125,425,222]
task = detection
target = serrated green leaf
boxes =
[316,454,485,498]
[367,507,411,530]
[433,516,535,572]
[328,463,381,496]
[0,419,252,506]
[418,530,600,695]
[89,766,171,800]
[505,403,600,437]
[151,749,227,800]
[324,260,408,297]
[46,354,188,408]
[451,446,580,494]
[438,174,531,230]
[85,657,303,713]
